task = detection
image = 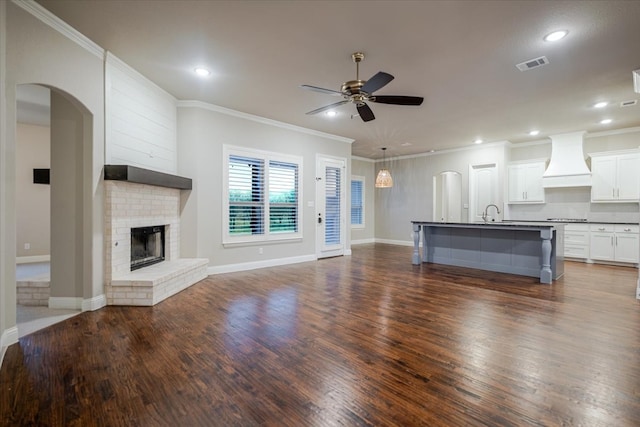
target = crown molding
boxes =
[177,100,353,144]
[585,126,640,139]
[351,155,375,163]
[377,140,511,163]
[12,0,104,59]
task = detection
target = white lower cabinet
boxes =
[564,224,590,259]
[589,224,639,264]
[615,225,640,263]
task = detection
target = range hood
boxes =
[542,131,592,188]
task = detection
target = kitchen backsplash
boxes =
[506,187,640,223]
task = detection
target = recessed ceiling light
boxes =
[600,119,612,124]
[528,130,540,136]
[325,111,337,117]
[401,142,412,146]
[194,67,211,77]
[544,30,568,42]
[474,139,483,144]
[593,101,608,108]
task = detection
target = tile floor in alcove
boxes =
[16,262,81,338]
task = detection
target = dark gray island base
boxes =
[411,221,564,284]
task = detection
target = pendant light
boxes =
[375,147,393,188]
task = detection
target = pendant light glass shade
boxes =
[375,147,393,188]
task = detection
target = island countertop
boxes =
[411,221,564,284]
[411,220,563,229]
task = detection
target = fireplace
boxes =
[131,226,165,271]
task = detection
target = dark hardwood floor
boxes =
[2,244,639,426]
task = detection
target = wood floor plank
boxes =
[2,243,640,426]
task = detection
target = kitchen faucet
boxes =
[482,204,500,223]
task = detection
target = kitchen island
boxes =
[411,221,564,284]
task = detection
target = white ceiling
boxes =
[34,0,640,159]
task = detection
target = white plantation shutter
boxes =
[351,178,364,226]
[325,166,341,245]
[269,161,299,233]
[228,155,265,235]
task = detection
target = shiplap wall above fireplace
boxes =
[105,52,178,174]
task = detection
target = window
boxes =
[224,146,302,244]
[351,176,365,228]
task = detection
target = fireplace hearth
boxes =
[131,226,165,271]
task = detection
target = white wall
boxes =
[105,53,178,174]
[177,102,353,271]
[2,1,106,351]
[375,143,508,244]
[351,157,375,243]
[16,123,50,258]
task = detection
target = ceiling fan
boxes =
[301,52,424,122]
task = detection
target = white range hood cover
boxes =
[542,131,592,188]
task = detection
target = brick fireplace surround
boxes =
[104,167,208,306]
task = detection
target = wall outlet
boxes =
[24,243,30,250]
[258,247,263,254]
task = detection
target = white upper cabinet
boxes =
[507,161,546,204]
[591,150,640,202]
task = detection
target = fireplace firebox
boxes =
[131,226,165,271]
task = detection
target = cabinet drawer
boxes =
[565,224,589,232]
[614,224,639,234]
[565,245,589,259]
[590,224,614,233]
[565,231,589,246]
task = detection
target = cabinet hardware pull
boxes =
[624,228,631,232]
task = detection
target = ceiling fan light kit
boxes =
[301,52,424,122]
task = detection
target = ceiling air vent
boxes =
[516,56,549,72]
[620,99,637,107]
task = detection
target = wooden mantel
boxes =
[103,165,192,190]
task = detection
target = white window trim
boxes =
[351,175,365,229]
[223,145,303,246]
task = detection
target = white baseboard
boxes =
[344,248,352,256]
[1,326,19,367]
[375,238,414,247]
[351,238,375,245]
[16,255,51,264]
[49,297,83,310]
[82,294,106,311]
[208,254,317,275]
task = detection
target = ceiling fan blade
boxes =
[306,100,349,115]
[300,84,343,96]
[371,95,424,106]
[356,103,375,122]
[361,72,394,94]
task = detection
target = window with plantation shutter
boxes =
[351,176,364,227]
[224,146,302,244]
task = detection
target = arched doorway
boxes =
[15,84,93,335]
